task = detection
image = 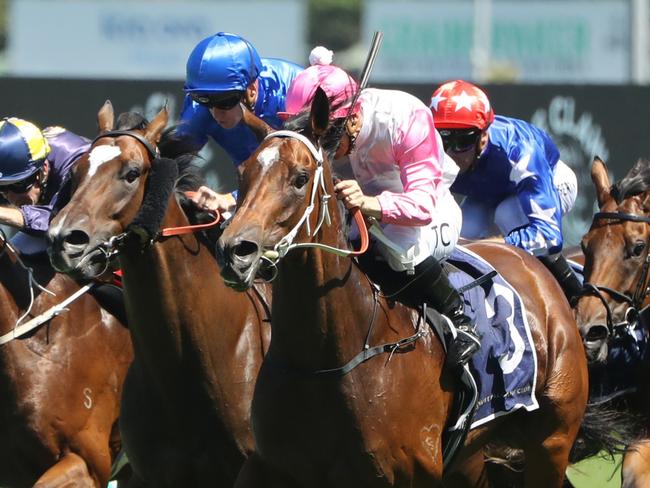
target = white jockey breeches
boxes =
[461,160,577,239]
[368,191,462,273]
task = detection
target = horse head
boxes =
[576,156,650,364]
[48,100,169,279]
[218,87,340,290]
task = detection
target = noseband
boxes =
[580,211,650,336]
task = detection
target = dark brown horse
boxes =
[575,157,650,487]
[0,232,132,487]
[47,102,271,487]
[216,88,588,487]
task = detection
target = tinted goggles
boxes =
[190,91,243,110]
[439,129,481,153]
[0,171,40,194]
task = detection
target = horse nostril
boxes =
[64,230,90,247]
[232,240,259,258]
[585,325,609,342]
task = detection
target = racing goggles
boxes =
[0,170,40,194]
[190,91,244,110]
[439,129,481,153]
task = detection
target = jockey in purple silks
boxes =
[0,117,89,240]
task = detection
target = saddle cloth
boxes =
[446,246,540,429]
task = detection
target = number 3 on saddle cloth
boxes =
[445,246,540,429]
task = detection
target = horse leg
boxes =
[33,452,97,488]
[518,391,584,488]
[520,357,586,487]
[443,452,491,488]
[234,453,300,488]
[622,440,650,488]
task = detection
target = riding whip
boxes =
[341,31,383,125]
[330,31,383,155]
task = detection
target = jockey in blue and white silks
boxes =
[430,80,582,302]
[0,118,89,236]
[174,32,303,213]
[450,115,574,254]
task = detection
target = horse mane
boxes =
[115,112,149,131]
[611,158,650,203]
[112,112,203,195]
[283,103,349,161]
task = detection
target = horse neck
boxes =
[0,250,25,335]
[118,195,227,377]
[270,208,377,369]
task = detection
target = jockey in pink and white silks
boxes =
[342,88,462,269]
[281,47,480,368]
[430,80,582,303]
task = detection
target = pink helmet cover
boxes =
[280,47,359,120]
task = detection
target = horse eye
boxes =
[633,241,646,257]
[124,168,141,183]
[294,173,309,189]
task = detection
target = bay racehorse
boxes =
[0,232,132,487]
[47,101,271,487]
[575,156,650,488]
[216,88,588,487]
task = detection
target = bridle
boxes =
[579,211,650,337]
[78,130,221,276]
[251,130,425,376]
[259,130,368,280]
[92,130,160,159]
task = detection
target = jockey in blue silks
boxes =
[0,118,89,237]
[430,80,583,303]
[174,32,303,213]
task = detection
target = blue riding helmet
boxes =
[0,118,50,184]
[184,32,262,94]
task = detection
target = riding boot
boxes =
[413,257,481,369]
[538,253,583,304]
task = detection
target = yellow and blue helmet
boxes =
[0,118,50,184]
[184,32,262,94]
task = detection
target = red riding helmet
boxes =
[430,80,495,130]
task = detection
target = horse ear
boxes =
[144,106,169,144]
[592,156,612,208]
[241,104,272,143]
[310,87,330,137]
[97,100,115,132]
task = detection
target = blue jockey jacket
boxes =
[19,127,90,234]
[450,115,563,255]
[177,57,303,166]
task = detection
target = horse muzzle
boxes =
[217,236,262,291]
[47,228,110,279]
[579,323,610,364]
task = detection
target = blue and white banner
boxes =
[8,0,306,79]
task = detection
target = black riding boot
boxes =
[413,257,481,369]
[538,253,583,304]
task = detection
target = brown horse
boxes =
[0,232,132,487]
[575,157,650,487]
[47,102,271,487]
[216,88,588,487]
